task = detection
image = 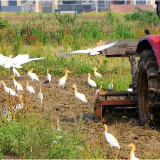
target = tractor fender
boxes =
[136,35,160,71]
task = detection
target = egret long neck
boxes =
[3,83,7,89]
[99,84,102,92]
[13,79,16,83]
[26,83,28,90]
[130,146,136,160]
[74,86,77,95]
[88,75,90,82]
[65,72,68,80]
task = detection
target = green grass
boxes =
[0,113,85,159]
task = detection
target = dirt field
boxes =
[1,74,160,159]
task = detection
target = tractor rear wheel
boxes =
[138,50,160,124]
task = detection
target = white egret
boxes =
[10,75,23,91]
[125,143,139,160]
[95,81,103,99]
[58,70,70,88]
[72,84,87,103]
[0,54,44,69]
[44,68,51,84]
[12,66,20,77]
[0,80,18,96]
[59,41,118,56]
[104,124,120,149]
[13,95,23,111]
[28,68,39,81]
[57,118,61,132]
[26,81,35,94]
[38,86,43,104]
[93,67,102,78]
[87,73,97,88]
[108,80,113,90]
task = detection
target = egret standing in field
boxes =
[95,81,103,99]
[13,95,23,111]
[9,75,23,91]
[59,41,118,57]
[58,70,70,88]
[38,85,43,104]
[125,143,139,160]
[44,68,51,84]
[0,80,18,96]
[12,66,20,77]
[104,124,120,149]
[108,80,113,90]
[57,118,61,132]
[28,68,39,81]
[26,81,35,94]
[93,67,102,78]
[87,73,97,88]
[72,84,87,103]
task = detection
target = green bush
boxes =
[124,7,160,26]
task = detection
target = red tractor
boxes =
[94,1,160,124]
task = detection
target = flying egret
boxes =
[9,75,23,91]
[104,124,120,149]
[0,54,44,69]
[38,86,43,104]
[125,143,139,160]
[93,67,102,78]
[12,66,20,77]
[26,81,35,94]
[87,73,97,88]
[44,68,51,84]
[0,80,18,96]
[59,41,118,57]
[72,84,87,103]
[108,80,113,90]
[95,81,103,99]
[58,70,70,88]
[28,68,39,81]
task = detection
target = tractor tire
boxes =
[138,50,160,124]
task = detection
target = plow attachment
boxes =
[94,91,137,118]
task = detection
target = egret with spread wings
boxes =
[0,54,44,69]
[60,41,118,56]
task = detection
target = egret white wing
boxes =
[105,133,120,149]
[68,50,90,54]
[38,92,43,103]
[89,79,97,87]
[14,57,44,65]
[95,72,102,78]
[58,76,66,86]
[95,89,99,99]
[12,54,30,62]
[76,92,87,103]
[93,41,118,52]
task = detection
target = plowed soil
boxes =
[1,74,160,159]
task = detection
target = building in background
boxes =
[0,0,21,12]
[0,0,156,13]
